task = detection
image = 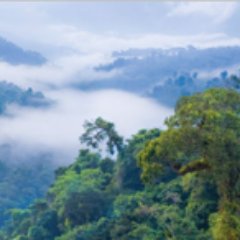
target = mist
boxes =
[1,2,239,166]
[0,89,173,164]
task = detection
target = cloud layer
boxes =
[167,2,238,24]
[0,89,173,163]
[0,2,239,164]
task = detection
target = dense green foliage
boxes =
[139,88,240,239]
[1,88,240,239]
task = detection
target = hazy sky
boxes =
[0,2,240,57]
[0,2,239,163]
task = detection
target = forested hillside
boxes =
[1,87,240,240]
[78,46,240,106]
[0,81,51,114]
[0,36,46,65]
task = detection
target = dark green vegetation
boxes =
[0,145,55,227]
[1,88,240,240]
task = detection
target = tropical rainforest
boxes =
[1,82,240,240]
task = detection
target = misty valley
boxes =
[1,3,240,240]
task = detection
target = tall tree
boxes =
[80,117,124,155]
[138,88,240,240]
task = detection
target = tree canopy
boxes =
[139,88,240,239]
[2,88,240,240]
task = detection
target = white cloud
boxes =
[41,25,240,54]
[0,89,173,164]
[0,2,239,59]
[0,52,116,90]
[0,2,239,166]
[1,28,239,92]
[167,2,238,24]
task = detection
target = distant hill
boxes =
[110,46,240,72]
[0,36,46,65]
[77,46,240,106]
[0,81,51,114]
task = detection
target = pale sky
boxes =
[0,2,239,58]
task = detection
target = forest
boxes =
[1,83,240,240]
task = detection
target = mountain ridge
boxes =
[0,36,46,65]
